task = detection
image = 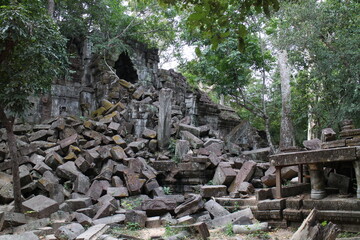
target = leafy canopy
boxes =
[0,1,67,116]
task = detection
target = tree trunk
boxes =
[47,0,55,18]
[291,209,339,240]
[278,50,295,150]
[0,108,22,213]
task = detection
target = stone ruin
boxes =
[0,42,359,239]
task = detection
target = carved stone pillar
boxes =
[308,163,326,199]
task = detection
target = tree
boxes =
[0,1,67,212]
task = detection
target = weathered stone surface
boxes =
[65,198,92,211]
[125,210,147,228]
[212,165,236,186]
[75,156,92,173]
[200,185,227,198]
[328,172,350,194]
[146,216,161,228]
[56,161,82,181]
[92,214,125,225]
[22,195,59,218]
[124,173,144,195]
[207,208,253,229]
[179,124,201,137]
[128,141,146,152]
[321,128,336,142]
[75,224,109,240]
[238,182,255,195]
[107,187,129,198]
[228,161,257,193]
[0,178,14,203]
[258,199,286,211]
[180,131,203,149]
[55,223,85,240]
[303,138,322,150]
[93,202,117,220]
[59,134,78,149]
[142,128,157,139]
[175,140,189,162]
[73,174,91,194]
[204,200,230,218]
[74,212,93,227]
[0,232,40,240]
[157,88,173,150]
[175,194,204,218]
[86,180,110,201]
[141,199,177,216]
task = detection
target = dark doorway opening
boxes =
[114,52,138,84]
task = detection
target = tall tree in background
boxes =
[0,1,67,212]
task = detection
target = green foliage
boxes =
[163,186,173,195]
[337,231,360,238]
[121,198,142,210]
[126,222,141,231]
[158,0,279,51]
[207,180,214,185]
[164,225,182,237]
[0,2,68,116]
[320,220,328,227]
[224,223,234,236]
[246,230,271,240]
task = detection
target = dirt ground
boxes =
[135,226,295,240]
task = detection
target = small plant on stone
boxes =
[121,198,142,210]
[163,186,173,195]
[126,222,141,231]
[164,225,182,237]
[207,180,214,185]
[224,223,234,236]
[168,138,177,155]
[321,220,328,227]
[246,230,271,240]
[338,231,360,238]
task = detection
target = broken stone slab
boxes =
[124,173,145,195]
[0,178,14,204]
[1,212,33,230]
[204,200,230,218]
[112,135,127,148]
[86,180,110,201]
[107,187,129,198]
[29,154,45,165]
[212,165,236,186]
[75,224,109,240]
[261,174,276,187]
[180,131,204,149]
[174,194,204,218]
[177,216,195,225]
[228,160,257,193]
[45,152,64,170]
[22,195,59,218]
[321,128,336,142]
[327,172,350,195]
[200,185,227,198]
[74,212,93,227]
[141,198,178,216]
[238,182,255,195]
[142,128,157,139]
[207,208,253,229]
[93,202,117,220]
[92,214,125,225]
[59,134,78,149]
[175,140,190,162]
[73,174,91,194]
[55,223,85,240]
[75,156,92,173]
[303,138,322,150]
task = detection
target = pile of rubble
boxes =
[0,78,291,239]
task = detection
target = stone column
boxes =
[158,88,173,150]
[308,163,326,199]
[353,160,360,198]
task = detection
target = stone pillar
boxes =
[308,163,326,199]
[353,160,360,198]
[158,88,173,150]
[175,140,189,161]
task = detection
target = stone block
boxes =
[283,208,303,221]
[207,208,253,229]
[93,202,117,220]
[179,124,201,137]
[45,152,64,170]
[75,224,109,240]
[257,199,286,211]
[204,200,230,218]
[75,156,92,173]
[228,161,257,193]
[0,232,40,240]
[92,214,125,225]
[200,185,227,198]
[146,216,161,228]
[59,134,78,149]
[175,140,190,161]
[74,212,93,227]
[124,173,144,195]
[107,187,129,198]
[261,174,276,187]
[110,146,127,161]
[177,216,195,225]
[141,198,177,216]
[238,182,255,195]
[22,195,59,218]
[180,131,203,149]
[56,161,82,181]
[66,198,92,211]
[73,175,91,194]
[125,210,147,228]
[254,210,282,220]
[108,122,120,132]
[55,223,85,240]
[157,88,173,150]
[212,166,236,185]
[175,194,204,218]
[112,135,127,148]
[86,180,110,201]
[142,128,157,139]
[286,197,303,210]
[327,172,350,194]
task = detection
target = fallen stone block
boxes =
[73,174,91,194]
[212,166,236,186]
[327,172,350,194]
[22,195,59,218]
[75,224,109,240]
[200,185,227,198]
[228,161,257,193]
[255,210,282,220]
[55,223,85,240]
[56,161,83,181]
[233,222,268,234]
[107,187,129,198]
[238,182,255,195]
[13,218,51,234]
[141,198,177,216]
[125,210,147,228]
[177,216,195,225]
[93,214,125,225]
[179,124,201,137]
[146,216,161,228]
[207,208,253,229]
[174,194,204,218]
[204,200,229,218]
[180,131,203,149]
[74,212,93,227]
[93,202,117,220]
[66,198,92,212]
